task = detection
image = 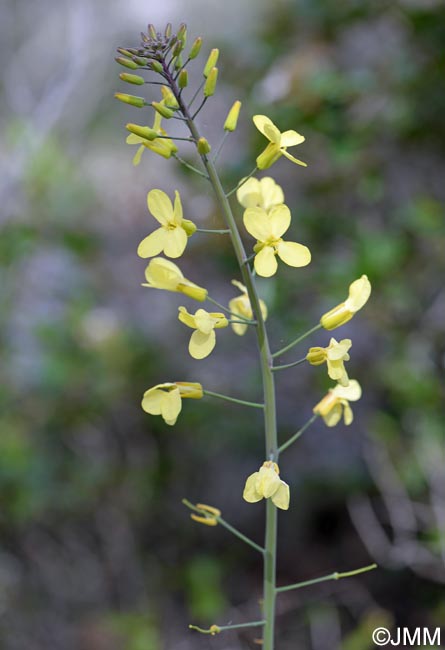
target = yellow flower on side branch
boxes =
[253,115,306,170]
[190,503,221,526]
[178,307,228,359]
[313,380,362,427]
[243,204,311,277]
[307,338,352,386]
[243,461,290,510]
[228,280,267,336]
[126,100,177,165]
[143,258,208,301]
[141,381,203,425]
[236,176,284,211]
[321,275,371,330]
[137,189,196,259]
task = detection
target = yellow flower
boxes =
[190,503,221,526]
[313,379,362,427]
[236,176,284,211]
[243,461,290,510]
[141,381,203,426]
[137,189,196,260]
[243,204,311,277]
[178,306,228,359]
[321,275,371,330]
[228,280,267,336]
[126,101,177,165]
[307,338,352,386]
[253,115,306,170]
[143,257,207,301]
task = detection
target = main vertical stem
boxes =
[167,68,278,649]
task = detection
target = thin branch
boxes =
[272,324,322,359]
[272,357,306,372]
[203,390,264,409]
[278,414,319,455]
[225,167,258,198]
[276,564,377,594]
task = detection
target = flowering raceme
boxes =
[178,306,228,359]
[243,204,311,277]
[137,189,196,259]
[243,461,290,510]
[313,380,362,427]
[307,338,352,386]
[142,381,203,425]
[228,280,267,336]
[143,257,207,301]
[321,275,371,330]
[236,176,284,211]
[253,115,306,170]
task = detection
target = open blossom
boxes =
[137,189,196,259]
[143,257,207,301]
[141,381,203,426]
[178,307,228,359]
[243,204,311,277]
[228,280,267,336]
[126,97,177,165]
[313,380,362,427]
[307,338,352,386]
[243,461,290,510]
[321,275,371,330]
[253,115,306,170]
[236,176,284,211]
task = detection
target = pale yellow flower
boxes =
[143,257,207,301]
[307,338,352,386]
[178,306,228,359]
[141,381,203,426]
[126,101,177,165]
[190,503,221,526]
[253,115,306,170]
[137,189,196,259]
[313,380,362,427]
[228,280,267,336]
[321,275,371,330]
[236,177,284,211]
[243,204,311,277]
[243,461,290,510]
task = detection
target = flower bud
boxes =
[150,60,164,74]
[174,53,183,70]
[203,48,219,77]
[152,101,175,118]
[133,56,149,66]
[119,72,145,85]
[204,67,218,97]
[182,219,197,236]
[126,123,158,140]
[197,137,211,155]
[223,100,242,131]
[178,69,188,89]
[161,86,178,107]
[115,56,139,70]
[177,23,187,43]
[148,24,157,40]
[117,48,133,57]
[164,23,172,38]
[188,37,202,60]
[114,93,145,108]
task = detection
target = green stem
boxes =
[196,227,230,234]
[206,295,252,322]
[189,620,266,634]
[213,131,229,163]
[272,357,306,372]
[226,166,258,197]
[229,319,257,326]
[188,79,205,109]
[217,517,265,554]
[278,414,318,455]
[272,323,323,358]
[173,153,209,179]
[203,390,264,409]
[276,564,377,593]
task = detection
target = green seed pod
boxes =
[115,57,139,70]
[119,73,145,86]
[152,101,175,118]
[188,37,202,60]
[203,67,218,97]
[150,60,164,74]
[197,137,211,155]
[178,69,188,89]
[126,123,158,140]
[114,93,145,108]
[223,100,242,131]
[203,48,219,77]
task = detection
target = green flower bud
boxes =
[204,67,218,97]
[174,53,183,70]
[133,56,149,66]
[119,73,145,86]
[126,123,158,140]
[178,69,188,89]
[114,93,145,108]
[223,100,242,131]
[177,23,187,44]
[117,48,133,57]
[152,101,175,119]
[182,219,197,236]
[203,48,219,77]
[165,23,172,38]
[115,57,139,70]
[150,60,164,74]
[197,137,211,155]
[148,24,157,40]
[188,37,202,60]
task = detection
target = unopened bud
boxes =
[150,60,164,74]
[204,67,218,97]
[161,86,178,108]
[117,48,133,57]
[148,24,157,40]
[133,56,149,66]
[177,23,187,41]
[223,100,242,131]
[114,93,145,108]
[182,219,197,236]
[178,69,188,89]
[203,48,219,77]
[164,23,172,38]
[173,41,183,57]
[115,56,139,70]
[126,123,158,140]
[178,283,207,302]
[188,37,202,60]
[197,137,211,155]
[119,73,145,86]
[152,101,175,118]
[174,53,183,70]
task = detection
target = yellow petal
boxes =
[161,388,182,425]
[253,115,277,141]
[281,149,307,167]
[147,189,173,226]
[173,190,183,225]
[163,227,188,258]
[132,145,144,166]
[323,403,343,427]
[178,306,196,329]
[145,257,183,290]
[332,379,362,401]
[343,403,354,425]
[269,204,291,239]
[236,178,261,208]
[327,338,352,360]
[126,133,144,144]
[277,241,311,267]
[345,275,371,312]
[257,466,281,498]
[193,309,215,334]
[243,207,272,242]
[255,246,278,277]
[259,177,284,210]
[272,481,290,510]
[189,329,216,359]
[141,388,165,415]
[137,228,167,258]
[243,472,263,503]
[280,130,305,147]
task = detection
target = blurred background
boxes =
[1,0,444,648]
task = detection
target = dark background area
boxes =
[1,0,444,648]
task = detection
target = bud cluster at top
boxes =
[123,22,187,63]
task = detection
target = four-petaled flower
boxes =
[236,176,284,211]
[142,381,203,426]
[321,275,371,330]
[228,280,267,336]
[143,257,207,301]
[178,306,228,359]
[243,204,311,277]
[243,461,290,510]
[313,380,362,427]
[307,338,352,386]
[126,97,177,165]
[138,189,196,260]
[253,115,306,170]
